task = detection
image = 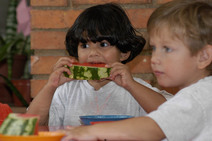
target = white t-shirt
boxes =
[148,76,212,141]
[49,77,172,126]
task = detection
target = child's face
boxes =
[150,28,202,89]
[77,40,126,65]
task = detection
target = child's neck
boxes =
[88,79,111,90]
[178,72,210,90]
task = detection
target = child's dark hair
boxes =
[65,3,146,64]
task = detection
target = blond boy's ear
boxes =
[197,44,212,69]
[120,51,131,62]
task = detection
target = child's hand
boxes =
[61,126,98,141]
[47,57,76,88]
[108,62,134,89]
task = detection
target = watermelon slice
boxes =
[0,113,39,136]
[0,103,12,126]
[64,63,111,80]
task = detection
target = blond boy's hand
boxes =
[47,57,76,88]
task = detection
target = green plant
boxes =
[0,0,31,107]
[0,35,31,107]
[0,74,29,107]
[0,34,31,80]
[0,0,31,80]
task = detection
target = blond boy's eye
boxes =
[150,45,156,51]
[164,46,172,52]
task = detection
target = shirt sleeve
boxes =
[134,77,174,100]
[147,89,205,141]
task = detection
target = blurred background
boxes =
[0,0,31,113]
[0,0,30,36]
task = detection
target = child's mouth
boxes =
[89,62,105,64]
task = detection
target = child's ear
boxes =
[197,44,212,69]
[120,51,131,61]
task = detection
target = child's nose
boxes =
[88,47,100,57]
[151,52,160,65]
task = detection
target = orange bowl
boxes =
[0,131,65,141]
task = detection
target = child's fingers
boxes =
[59,66,72,75]
[110,68,124,80]
[110,63,129,76]
[50,67,73,86]
[109,64,132,85]
[59,67,75,82]
[51,66,71,78]
[53,57,76,71]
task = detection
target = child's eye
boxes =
[100,41,110,47]
[80,43,89,48]
[150,45,156,52]
[163,46,172,52]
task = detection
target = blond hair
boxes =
[147,0,212,74]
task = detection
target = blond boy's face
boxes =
[150,28,203,89]
[77,40,123,65]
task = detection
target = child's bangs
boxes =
[78,28,117,46]
[149,19,187,42]
[76,14,118,45]
[148,21,172,39]
[79,30,117,46]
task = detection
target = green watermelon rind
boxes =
[64,65,111,80]
[0,113,39,136]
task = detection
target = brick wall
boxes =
[30,0,177,98]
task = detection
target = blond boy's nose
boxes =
[151,53,160,65]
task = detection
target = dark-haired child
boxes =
[27,3,172,126]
